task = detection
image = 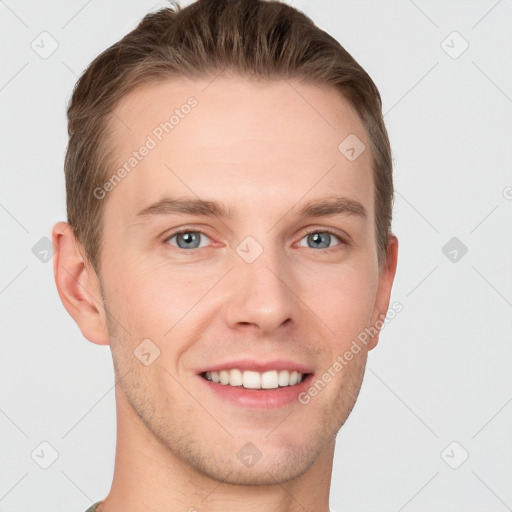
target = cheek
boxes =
[301,264,378,339]
[104,259,206,340]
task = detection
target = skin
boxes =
[52,75,398,512]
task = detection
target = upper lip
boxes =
[196,358,314,375]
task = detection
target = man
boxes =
[52,0,398,510]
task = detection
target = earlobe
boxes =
[367,235,399,351]
[51,221,110,346]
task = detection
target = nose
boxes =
[223,243,298,335]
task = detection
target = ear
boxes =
[367,234,399,351]
[51,221,109,345]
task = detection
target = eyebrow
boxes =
[135,196,367,221]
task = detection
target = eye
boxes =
[163,228,345,252]
[297,230,344,250]
[165,230,212,250]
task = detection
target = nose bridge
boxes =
[224,234,297,333]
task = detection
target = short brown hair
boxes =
[65,0,394,274]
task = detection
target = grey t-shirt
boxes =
[84,502,101,512]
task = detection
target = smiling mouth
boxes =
[200,369,312,390]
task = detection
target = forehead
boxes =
[104,75,374,223]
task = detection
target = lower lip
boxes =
[197,373,314,410]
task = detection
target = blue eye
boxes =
[164,229,345,252]
[166,230,211,249]
[298,231,343,250]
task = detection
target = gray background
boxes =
[1,0,511,511]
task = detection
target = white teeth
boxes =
[261,370,279,389]
[229,368,243,386]
[278,370,289,386]
[242,370,260,389]
[219,370,230,385]
[203,368,307,389]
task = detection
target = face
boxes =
[90,76,396,485]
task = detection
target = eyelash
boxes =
[163,227,347,252]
